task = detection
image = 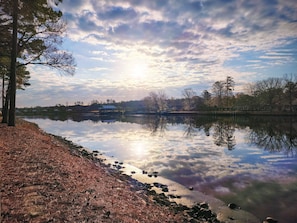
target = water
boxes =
[24,115,297,222]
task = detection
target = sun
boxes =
[129,61,148,79]
[120,54,151,82]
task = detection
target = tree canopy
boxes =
[0,0,76,125]
[0,0,75,75]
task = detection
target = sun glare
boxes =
[130,140,148,158]
[130,62,148,79]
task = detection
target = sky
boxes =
[17,0,297,107]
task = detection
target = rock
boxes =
[81,149,90,157]
[199,209,212,218]
[162,187,169,192]
[228,203,241,210]
[189,186,194,190]
[191,204,201,212]
[168,194,176,199]
[187,204,216,221]
[153,182,159,187]
[153,182,168,192]
[199,202,209,209]
[263,216,278,223]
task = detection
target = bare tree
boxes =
[182,88,196,110]
[212,81,224,108]
[157,90,168,112]
[253,77,284,111]
[143,91,168,112]
[283,74,297,112]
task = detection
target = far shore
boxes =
[141,110,297,116]
[16,107,297,118]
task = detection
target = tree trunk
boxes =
[2,74,4,110]
[1,87,10,123]
[8,0,18,126]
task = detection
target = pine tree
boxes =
[0,0,76,125]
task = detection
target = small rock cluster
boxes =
[145,189,221,223]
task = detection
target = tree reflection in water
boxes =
[143,115,168,137]
[183,117,198,138]
[42,114,297,156]
[212,120,236,150]
[138,115,297,155]
[248,116,297,156]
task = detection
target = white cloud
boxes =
[17,0,297,107]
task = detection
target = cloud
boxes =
[61,0,297,59]
[17,0,297,107]
[97,6,138,21]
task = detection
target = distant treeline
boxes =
[140,75,297,113]
[17,75,297,115]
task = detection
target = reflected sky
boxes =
[25,116,297,222]
[27,118,297,181]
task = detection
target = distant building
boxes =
[99,104,122,114]
[100,105,117,111]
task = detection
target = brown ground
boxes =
[0,119,190,223]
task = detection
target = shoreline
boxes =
[17,109,297,118]
[1,119,260,222]
[53,134,260,223]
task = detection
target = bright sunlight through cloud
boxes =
[130,61,148,80]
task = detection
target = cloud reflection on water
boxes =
[26,115,297,222]
[27,116,297,186]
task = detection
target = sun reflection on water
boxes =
[129,140,149,159]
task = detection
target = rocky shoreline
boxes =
[0,119,265,222]
[48,131,222,223]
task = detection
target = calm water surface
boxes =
[25,115,297,222]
